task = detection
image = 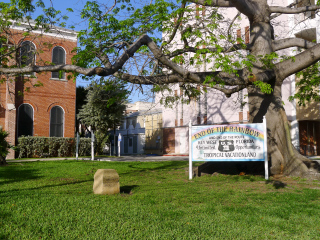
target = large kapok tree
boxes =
[1,0,320,176]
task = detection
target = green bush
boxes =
[78,138,91,157]
[0,128,10,164]
[17,136,93,158]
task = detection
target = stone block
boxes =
[93,169,120,195]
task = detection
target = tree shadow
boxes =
[120,185,138,194]
[0,179,92,197]
[196,161,265,177]
[121,161,188,175]
[0,164,41,186]
[265,180,287,189]
[0,208,12,239]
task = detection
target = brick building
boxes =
[0,21,77,158]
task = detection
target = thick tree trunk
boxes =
[242,0,319,177]
[248,83,316,177]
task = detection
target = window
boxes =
[18,104,33,137]
[20,41,35,67]
[51,46,66,79]
[50,106,64,137]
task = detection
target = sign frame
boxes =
[189,116,268,180]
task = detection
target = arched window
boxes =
[18,104,33,137]
[51,46,66,79]
[20,41,35,66]
[50,106,64,137]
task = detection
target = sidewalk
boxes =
[6,155,189,163]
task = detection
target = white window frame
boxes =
[51,46,67,80]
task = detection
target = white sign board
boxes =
[189,117,268,179]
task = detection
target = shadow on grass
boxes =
[230,175,260,182]
[0,209,11,239]
[0,179,92,196]
[265,180,287,189]
[0,164,41,186]
[197,162,265,177]
[120,185,138,194]
[122,161,188,175]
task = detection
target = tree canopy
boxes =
[77,79,128,133]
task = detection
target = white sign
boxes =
[118,133,122,142]
[191,124,265,161]
[189,117,268,179]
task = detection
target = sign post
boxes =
[189,120,192,180]
[91,130,95,161]
[263,116,269,180]
[189,119,268,180]
[118,133,122,157]
[76,132,80,160]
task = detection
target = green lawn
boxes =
[1,160,320,239]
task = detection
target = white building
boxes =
[111,102,162,155]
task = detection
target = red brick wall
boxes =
[0,28,77,158]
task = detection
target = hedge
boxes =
[17,136,94,158]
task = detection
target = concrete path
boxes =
[6,155,189,163]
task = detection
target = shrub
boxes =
[0,128,10,164]
[18,136,92,158]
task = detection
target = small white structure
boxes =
[111,102,162,155]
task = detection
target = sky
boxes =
[4,0,152,103]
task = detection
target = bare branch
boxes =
[227,11,241,42]
[188,0,234,7]
[272,38,316,52]
[270,2,297,20]
[208,84,246,97]
[167,43,252,58]
[114,70,246,86]
[161,1,187,50]
[276,43,320,80]
[270,5,320,14]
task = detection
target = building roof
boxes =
[10,18,78,42]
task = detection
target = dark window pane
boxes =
[133,136,138,153]
[20,41,35,66]
[124,137,128,153]
[52,46,65,79]
[50,106,64,137]
[18,104,33,137]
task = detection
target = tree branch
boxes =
[208,84,246,97]
[161,1,186,50]
[114,71,246,86]
[272,38,316,52]
[270,2,296,20]
[188,0,234,7]
[167,43,252,58]
[270,5,320,14]
[276,43,320,80]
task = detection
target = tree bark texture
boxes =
[243,0,316,177]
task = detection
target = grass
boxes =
[1,160,320,239]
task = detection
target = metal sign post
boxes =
[91,130,95,161]
[118,133,122,157]
[263,116,269,180]
[76,132,80,160]
[189,120,193,180]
